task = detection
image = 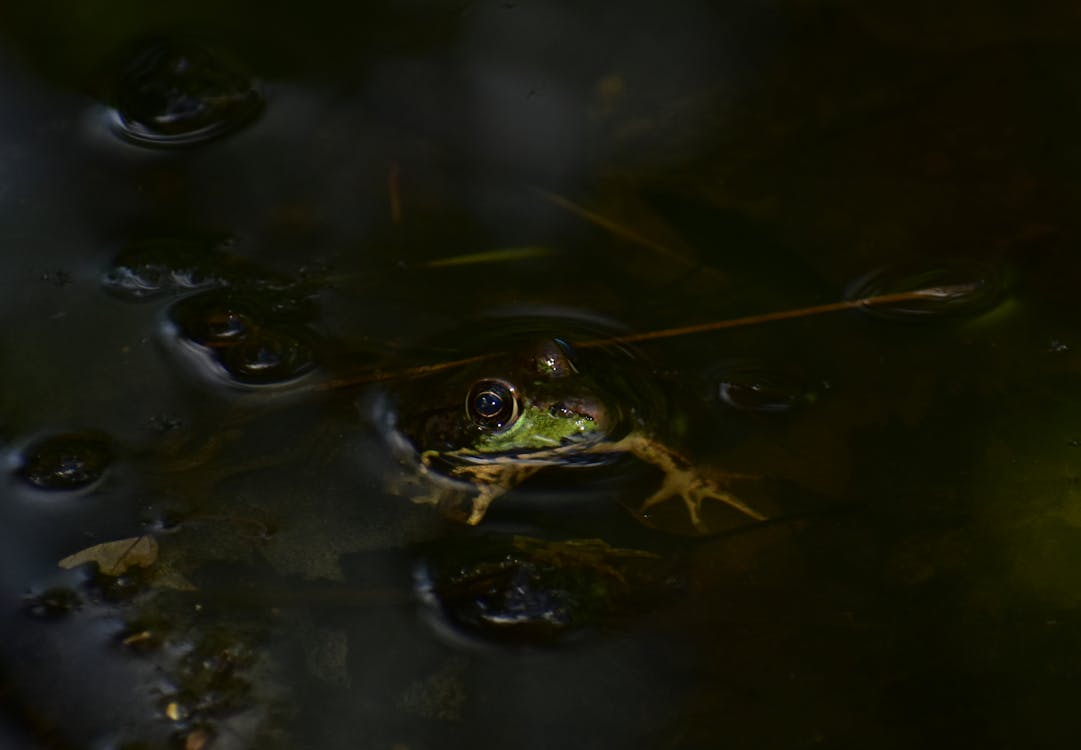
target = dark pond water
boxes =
[2,2,1081,748]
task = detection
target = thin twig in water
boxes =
[578,284,980,347]
[315,285,978,390]
[534,188,697,267]
[388,162,402,224]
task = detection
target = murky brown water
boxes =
[1,2,1080,748]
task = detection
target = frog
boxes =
[378,336,767,534]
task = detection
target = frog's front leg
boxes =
[449,462,543,524]
[418,451,541,525]
[602,434,767,532]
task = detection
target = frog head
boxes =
[402,338,620,462]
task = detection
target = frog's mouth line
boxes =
[431,432,622,469]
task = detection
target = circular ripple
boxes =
[109,38,264,148]
[17,431,114,491]
[844,260,1004,321]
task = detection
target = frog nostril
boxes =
[549,402,572,418]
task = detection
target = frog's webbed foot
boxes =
[604,434,767,534]
[404,478,495,525]
[638,468,765,533]
[460,483,504,525]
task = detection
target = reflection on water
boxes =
[0,0,1079,747]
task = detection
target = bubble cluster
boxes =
[101,237,240,301]
[99,233,324,388]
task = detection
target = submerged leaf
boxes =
[58,535,158,576]
[421,246,557,268]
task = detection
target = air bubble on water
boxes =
[107,37,264,148]
[16,431,114,491]
[710,359,815,414]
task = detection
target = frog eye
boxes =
[530,338,578,378]
[467,379,519,431]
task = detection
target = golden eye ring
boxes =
[466,379,519,431]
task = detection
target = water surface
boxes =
[1,2,1080,748]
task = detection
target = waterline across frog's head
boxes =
[405,338,620,460]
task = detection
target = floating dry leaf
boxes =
[58,535,158,576]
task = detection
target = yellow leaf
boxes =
[421,246,557,268]
[150,564,198,592]
[58,535,158,576]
